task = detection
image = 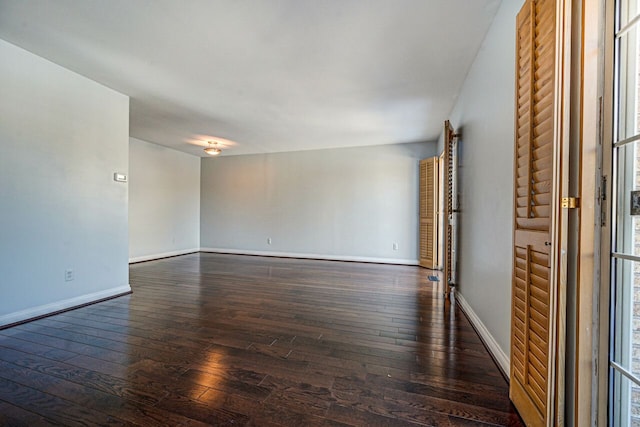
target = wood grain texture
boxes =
[0,253,523,426]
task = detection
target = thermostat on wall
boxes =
[113,173,127,183]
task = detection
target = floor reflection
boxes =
[0,253,522,426]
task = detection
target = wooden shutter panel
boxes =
[443,121,456,296]
[419,157,438,269]
[510,0,558,426]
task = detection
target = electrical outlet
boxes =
[392,243,398,251]
[267,237,272,245]
[65,269,74,281]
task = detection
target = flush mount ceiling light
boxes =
[204,141,222,156]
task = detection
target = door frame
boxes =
[550,0,604,424]
[572,0,608,425]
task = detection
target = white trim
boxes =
[455,291,510,378]
[0,285,132,328]
[129,248,199,264]
[200,248,419,265]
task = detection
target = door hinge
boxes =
[561,197,580,209]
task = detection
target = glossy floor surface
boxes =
[0,253,524,426]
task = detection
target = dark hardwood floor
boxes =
[0,253,524,426]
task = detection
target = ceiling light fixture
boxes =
[204,141,222,156]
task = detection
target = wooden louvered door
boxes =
[510,0,564,425]
[443,121,457,297]
[419,157,438,269]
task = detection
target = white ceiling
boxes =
[0,0,501,157]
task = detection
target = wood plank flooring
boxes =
[0,253,524,426]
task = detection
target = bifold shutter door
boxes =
[443,121,456,296]
[419,157,438,269]
[510,0,558,426]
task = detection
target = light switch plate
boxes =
[113,173,127,182]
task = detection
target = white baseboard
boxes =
[200,248,419,265]
[0,285,132,328]
[455,291,510,379]
[129,248,199,264]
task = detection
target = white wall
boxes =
[0,39,130,326]
[446,0,525,366]
[201,142,436,263]
[129,137,200,262]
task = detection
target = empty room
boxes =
[0,0,625,426]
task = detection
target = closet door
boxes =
[419,157,438,269]
[510,0,564,425]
